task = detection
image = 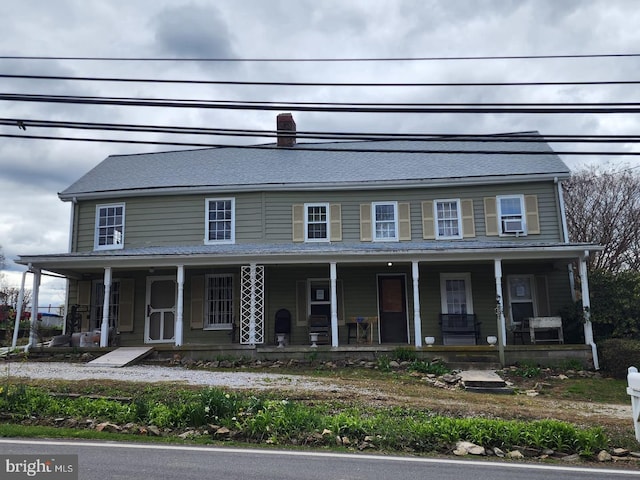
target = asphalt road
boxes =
[1,439,638,480]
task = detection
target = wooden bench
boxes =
[439,314,480,345]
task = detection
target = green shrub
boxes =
[408,360,450,376]
[599,338,640,379]
[589,269,640,340]
[392,347,417,362]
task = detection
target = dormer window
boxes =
[498,195,525,235]
[95,203,125,250]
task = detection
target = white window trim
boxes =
[304,202,330,242]
[439,273,474,314]
[372,201,399,242]
[204,273,234,330]
[94,203,125,251]
[204,197,235,245]
[434,198,463,240]
[497,194,527,237]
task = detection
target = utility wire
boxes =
[1,132,639,155]
[3,117,640,144]
[2,73,640,87]
[3,93,640,113]
[1,53,640,62]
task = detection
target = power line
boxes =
[1,53,640,62]
[2,132,640,155]
[3,73,640,87]
[3,93,640,113]
[4,117,640,144]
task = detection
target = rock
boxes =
[454,441,485,456]
[95,422,121,433]
[613,448,629,456]
[525,390,539,397]
[215,426,230,436]
[630,452,640,458]
[561,454,581,463]
[178,430,199,439]
[542,448,555,456]
[556,374,569,380]
[442,374,461,384]
[341,436,351,446]
[507,450,524,459]
[389,361,400,368]
[493,447,505,458]
[364,435,375,442]
[322,428,332,436]
[597,450,612,462]
[147,425,161,436]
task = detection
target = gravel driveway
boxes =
[1,361,342,392]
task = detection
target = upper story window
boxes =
[435,199,462,239]
[205,198,235,244]
[372,202,398,241]
[95,203,125,250]
[305,203,329,242]
[497,195,525,235]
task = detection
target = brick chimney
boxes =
[276,113,296,147]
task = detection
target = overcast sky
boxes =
[1,0,639,309]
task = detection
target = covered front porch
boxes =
[15,241,600,368]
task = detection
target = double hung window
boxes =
[498,195,525,235]
[95,204,125,250]
[205,274,234,329]
[305,203,329,241]
[435,199,462,239]
[205,198,235,244]
[372,202,398,241]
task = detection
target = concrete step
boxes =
[459,369,514,394]
[86,346,154,368]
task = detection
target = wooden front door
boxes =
[378,275,408,343]
[145,276,176,344]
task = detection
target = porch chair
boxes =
[308,315,330,345]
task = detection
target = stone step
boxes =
[459,369,513,394]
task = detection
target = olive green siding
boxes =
[72,181,562,252]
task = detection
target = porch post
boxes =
[494,259,506,367]
[27,268,41,351]
[579,253,599,369]
[175,265,184,347]
[330,262,338,347]
[412,261,422,347]
[11,268,29,350]
[100,267,112,347]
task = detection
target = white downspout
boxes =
[555,177,570,244]
[330,262,339,347]
[12,267,29,350]
[412,261,422,347]
[579,252,599,370]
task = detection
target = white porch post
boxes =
[330,262,338,347]
[27,268,41,351]
[175,265,184,347]
[494,259,507,367]
[11,269,29,349]
[579,253,599,369]
[412,261,422,347]
[100,267,112,347]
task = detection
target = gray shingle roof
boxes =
[59,132,570,199]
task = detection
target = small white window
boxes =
[435,199,462,239]
[497,195,526,235]
[205,198,235,244]
[95,204,125,250]
[305,203,330,242]
[372,202,398,241]
[205,274,234,329]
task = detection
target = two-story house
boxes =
[16,114,600,366]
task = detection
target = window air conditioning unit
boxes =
[502,219,524,234]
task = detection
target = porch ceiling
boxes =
[16,240,601,277]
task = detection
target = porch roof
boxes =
[16,240,601,277]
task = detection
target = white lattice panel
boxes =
[240,265,264,345]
